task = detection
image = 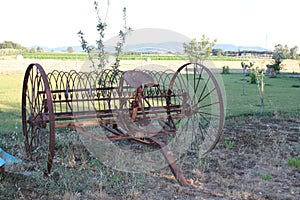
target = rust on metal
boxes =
[21,63,225,187]
[123,70,157,88]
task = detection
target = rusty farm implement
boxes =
[22,62,224,186]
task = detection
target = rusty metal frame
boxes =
[21,63,224,187]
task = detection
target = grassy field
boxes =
[0,71,299,198]
[223,73,300,116]
[0,74,22,133]
[21,52,247,61]
[22,52,88,60]
[1,71,299,134]
[0,72,299,133]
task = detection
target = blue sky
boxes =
[1,0,299,51]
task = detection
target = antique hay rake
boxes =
[22,62,224,186]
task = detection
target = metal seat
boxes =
[123,70,157,88]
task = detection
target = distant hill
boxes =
[29,28,270,53]
[29,45,83,52]
[32,42,269,54]
[104,41,186,53]
[103,28,270,53]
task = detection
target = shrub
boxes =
[288,157,300,169]
[221,66,230,74]
[262,173,272,181]
[250,69,257,84]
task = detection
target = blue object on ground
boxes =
[0,158,5,168]
[0,148,22,166]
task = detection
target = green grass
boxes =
[222,73,300,116]
[21,52,248,61]
[0,72,299,134]
[22,52,88,59]
[0,74,23,133]
[288,157,300,169]
[224,139,235,149]
[0,71,299,198]
[262,173,272,181]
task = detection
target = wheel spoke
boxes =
[193,65,204,97]
[22,64,55,174]
[198,87,216,103]
[198,76,211,103]
[198,120,211,141]
[168,63,224,155]
[197,101,220,109]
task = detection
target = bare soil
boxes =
[1,114,299,199]
[135,114,300,200]
[1,58,300,74]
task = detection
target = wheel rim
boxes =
[168,62,224,155]
[22,63,55,173]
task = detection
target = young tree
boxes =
[282,45,290,59]
[183,35,217,64]
[114,7,132,69]
[290,46,299,59]
[29,48,36,53]
[36,47,44,53]
[241,61,254,95]
[266,44,285,76]
[78,0,131,70]
[212,48,223,56]
[67,47,74,53]
[253,67,265,115]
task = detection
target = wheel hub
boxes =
[28,113,47,128]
